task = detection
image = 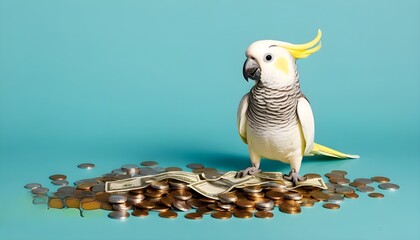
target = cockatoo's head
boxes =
[243,30,322,88]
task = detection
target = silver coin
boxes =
[109,194,127,204]
[31,187,49,195]
[172,200,191,212]
[32,196,48,205]
[108,211,130,220]
[153,167,166,173]
[256,199,274,209]
[284,192,303,200]
[121,164,139,176]
[186,163,204,169]
[328,194,344,203]
[24,183,42,189]
[354,178,373,184]
[203,171,221,179]
[113,203,132,211]
[378,183,400,191]
[51,180,69,186]
[151,181,170,190]
[77,163,95,169]
[168,180,187,189]
[356,186,375,192]
[243,186,263,193]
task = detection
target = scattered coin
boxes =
[304,173,321,179]
[254,211,274,219]
[233,210,253,219]
[49,174,67,181]
[31,187,49,195]
[24,183,42,189]
[78,163,95,169]
[349,182,366,188]
[331,170,347,176]
[186,163,204,169]
[108,211,130,220]
[32,196,48,205]
[356,186,375,193]
[371,176,390,183]
[185,212,203,220]
[211,211,232,219]
[344,193,359,199]
[132,209,149,217]
[323,203,340,210]
[354,178,373,184]
[140,161,158,167]
[159,211,178,218]
[165,167,183,172]
[51,180,69,186]
[378,183,400,191]
[368,193,384,198]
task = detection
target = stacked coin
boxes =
[24,164,399,220]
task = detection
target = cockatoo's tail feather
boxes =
[309,143,360,159]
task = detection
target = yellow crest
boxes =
[279,29,322,59]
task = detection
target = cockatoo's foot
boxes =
[283,169,306,186]
[236,166,261,178]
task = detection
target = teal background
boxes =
[1,0,419,239]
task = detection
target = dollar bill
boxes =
[105,170,327,199]
[105,171,201,192]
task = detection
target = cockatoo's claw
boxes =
[283,169,307,186]
[236,166,261,178]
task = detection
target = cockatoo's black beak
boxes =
[242,58,261,81]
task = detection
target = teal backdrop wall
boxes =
[0,0,419,239]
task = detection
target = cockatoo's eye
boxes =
[264,54,273,62]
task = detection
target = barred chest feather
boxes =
[246,80,303,132]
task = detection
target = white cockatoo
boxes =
[237,30,359,185]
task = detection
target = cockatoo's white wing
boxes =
[297,97,315,155]
[237,93,249,144]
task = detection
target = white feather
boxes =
[237,93,249,143]
[297,97,315,155]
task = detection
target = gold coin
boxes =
[132,209,149,217]
[323,203,340,209]
[64,197,80,208]
[254,211,274,219]
[211,211,232,219]
[159,211,178,218]
[185,212,203,220]
[371,176,390,183]
[80,199,101,210]
[368,192,384,198]
[48,197,64,209]
[233,210,253,219]
[49,174,67,181]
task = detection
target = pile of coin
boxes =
[24,161,399,220]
